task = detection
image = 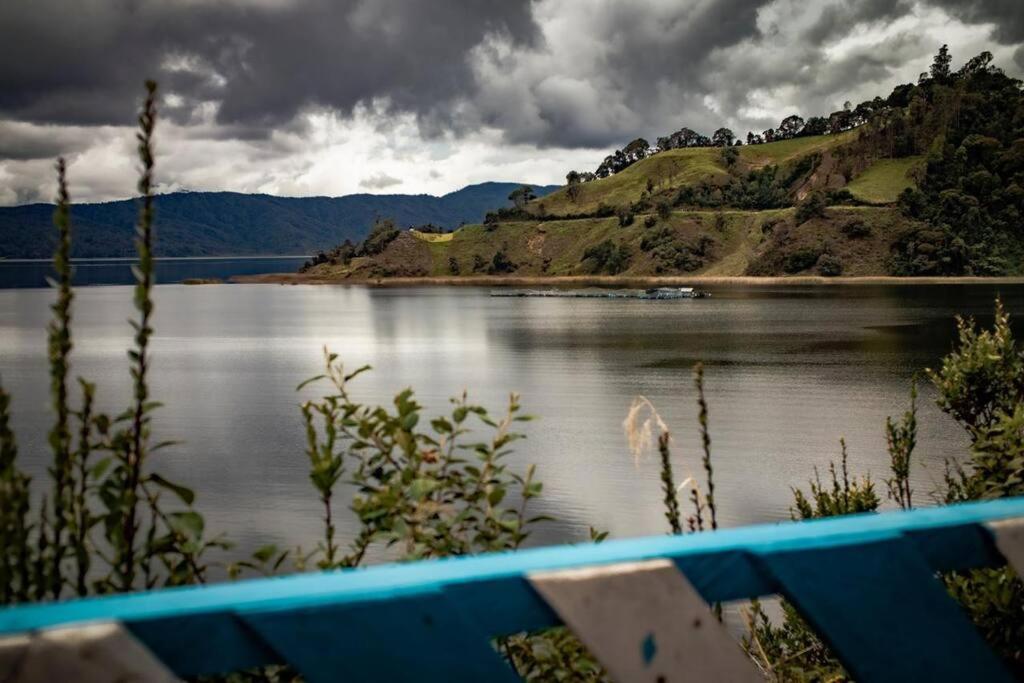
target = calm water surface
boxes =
[0,256,308,288]
[1,283,1021,560]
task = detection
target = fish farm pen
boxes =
[491,287,711,300]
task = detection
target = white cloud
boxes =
[0,105,601,204]
[1,0,1022,206]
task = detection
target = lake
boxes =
[0,256,309,288]
[0,282,1020,563]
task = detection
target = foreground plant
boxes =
[298,349,545,566]
[745,301,1024,679]
[931,301,1024,675]
[297,351,608,680]
[0,81,224,604]
[623,363,718,535]
[745,439,880,681]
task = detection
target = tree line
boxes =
[565,45,989,184]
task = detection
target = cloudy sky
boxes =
[1,0,1022,206]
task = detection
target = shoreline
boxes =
[231,272,1024,287]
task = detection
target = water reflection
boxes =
[0,282,1020,560]
[0,257,309,289]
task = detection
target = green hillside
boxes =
[535,147,730,216]
[534,130,858,218]
[307,128,923,278]
[846,157,923,204]
[310,205,918,280]
[306,48,1024,279]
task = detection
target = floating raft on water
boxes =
[490,286,710,300]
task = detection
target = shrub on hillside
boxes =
[841,219,872,239]
[655,199,672,221]
[795,191,827,223]
[582,240,631,274]
[641,227,714,273]
[361,218,400,256]
[616,205,634,227]
[490,249,515,274]
[783,247,823,273]
[827,188,856,205]
[720,145,739,168]
[676,164,789,210]
[817,253,843,276]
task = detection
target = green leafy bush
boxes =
[640,228,714,273]
[840,219,871,239]
[582,240,631,274]
[795,191,827,223]
[783,247,822,273]
[359,217,400,256]
[655,199,672,221]
[817,253,843,276]
[616,205,634,227]
[490,249,516,274]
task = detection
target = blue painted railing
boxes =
[3,497,1024,682]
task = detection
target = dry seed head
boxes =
[623,396,670,466]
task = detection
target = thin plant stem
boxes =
[694,363,717,530]
[121,80,158,591]
[48,157,74,599]
[658,431,683,534]
[73,379,94,596]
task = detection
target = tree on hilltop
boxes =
[930,44,952,82]
[712,127,735,147]
[508,185,536,210]
[566,171,582,202]
[777,114,805,139]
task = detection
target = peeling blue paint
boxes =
[642,632,657,666]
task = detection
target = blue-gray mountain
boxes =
[0,182,559,258]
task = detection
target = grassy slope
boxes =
[375,204,915,278]
[315,129,928,279]
[534,131,859,217]
[739,130,858,166]
[846,157,923,204]
[535,148,729,216]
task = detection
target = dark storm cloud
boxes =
[465,0,945,149]
[0,121,92,160]
[927,0,1024,43]
[0,0,537,128]
[804,0,913,44]
[464,0,776,149]
[2,0,1021,152]
[3,0,1024,207]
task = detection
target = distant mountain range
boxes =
[0,182,560,258]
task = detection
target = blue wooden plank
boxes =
[0,498,1020,678]
[905,520,1006,571]
[760,534,1015,682]
[126,612,280,677]
[241,589,520,683]
[4,498,1021,633]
